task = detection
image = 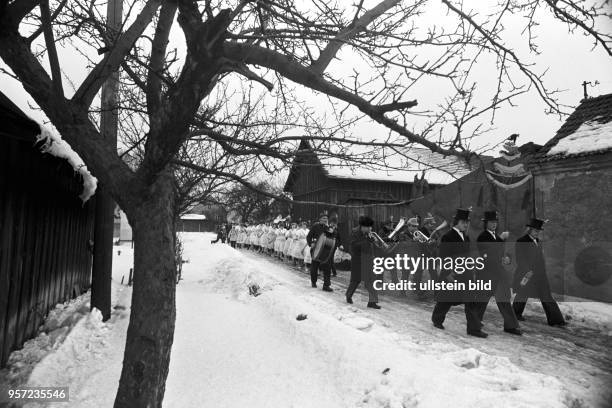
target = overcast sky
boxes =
[2,1,611,156]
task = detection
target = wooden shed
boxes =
[284,139,483,240]
[0,93,96,367]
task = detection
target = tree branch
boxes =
[147,0,177,115]
[310,0,401,74]
[223,42,466,158]
[39,0,63,97]
[73,0,161,108]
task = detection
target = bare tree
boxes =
[0,1,610,406]
[222,180,282,222]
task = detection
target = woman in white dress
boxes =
[283,223,295,260]
[274,224,286,257]
[302,223,312,268]
[292,223,308,266]
[237,225,246,248]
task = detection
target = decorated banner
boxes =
[486,135,532,190]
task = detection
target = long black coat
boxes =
[512,234,553,299]
[476,231,506,285]
[349,229,375,283]
[435,228,473,303]
[476,230,513,301]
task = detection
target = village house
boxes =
[530,93,612,302]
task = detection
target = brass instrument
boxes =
[413,230,430,243]
[412,220,448,243]
[367,231,398,252]
[387,217,406,241]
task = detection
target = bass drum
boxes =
[312,232,336,264]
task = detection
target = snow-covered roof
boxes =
[36,126,98,202]
[536,93,612,162]
[181,213,206,220]
[0,92,97,202]
[319,147,482,185]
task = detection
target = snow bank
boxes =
[547,116,612,156]
[180,233,570,408]
[1,293,91,388]
[36,125,98,202]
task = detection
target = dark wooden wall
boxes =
[0,135,95,368]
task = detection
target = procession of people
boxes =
[223,206,567,339]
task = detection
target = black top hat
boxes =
[482,210,499,222]
[526,218,546,230]
[358,215,374,227]
[454,208,471,221]
[329,215,338,224]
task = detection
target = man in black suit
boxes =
[431,208,486,337]
[476,211,522,335]
[307,213,338,291]
[512,218,566,326]
[346,215,381,309]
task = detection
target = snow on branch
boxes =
[36,125,98,202]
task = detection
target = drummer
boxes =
[306,213,339,292]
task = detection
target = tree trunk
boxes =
[114,173,176,408]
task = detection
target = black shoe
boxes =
[433,322,444,330]
[311,283,317,288]
[322,286,333,292]
[549,321,567,327]
[516,315,525,321]
[467,330,488,338]
[346,296,353,304]
[504,328,523,336]
[367,302,381,309]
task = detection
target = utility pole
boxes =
[91,0,123,322]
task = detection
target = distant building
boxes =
[284,139,486,239]
[531,93,612,301]
[178,213,209,232]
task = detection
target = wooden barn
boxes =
[531,93,612,302]
[0,93,96,367]
[284,139,485,239]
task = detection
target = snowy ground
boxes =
[1,232,611,407]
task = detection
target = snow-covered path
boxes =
[6,232,611,407]
[243,252,612,408]
[165,285,345,407]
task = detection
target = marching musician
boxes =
[328,216,343,277]
[431,208,486,337]
[306,213,338,291]
[346,215,381,309]
[512,218,566,327]
[476,211,522,335]
[403,217,429,299]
